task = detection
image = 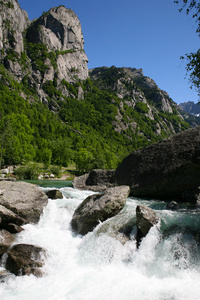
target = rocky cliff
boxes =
[0,1,88,104]
[90,66,190,137]
[179,101,200,116]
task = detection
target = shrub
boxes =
[14,163,41,180]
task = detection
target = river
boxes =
[1,182,200,300]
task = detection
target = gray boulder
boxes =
[6,244,47,277]
[0,204,25,229]
[73,169,115,192]
[71,185,130,235]
[136,205,159,237]
[0,181,48,224]
[136,205,159,247]
[115,126,200,202]
[0,230,15,256]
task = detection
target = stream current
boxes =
[1,183,200,300]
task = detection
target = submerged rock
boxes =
[71,185,130,235]
[6,244,47,277]
[0,181,48,224]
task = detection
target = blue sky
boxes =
[18,0,199,104]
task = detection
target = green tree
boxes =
[75,148,94,173]
[0,114,35,165]
[174,0,200,98]
[49,138,74,167]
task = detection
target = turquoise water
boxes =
[22,180,73,189]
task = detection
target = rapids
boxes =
[1,185,200,300]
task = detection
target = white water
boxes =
[1,186,200,300]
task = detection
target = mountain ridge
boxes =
[0,1,197,172]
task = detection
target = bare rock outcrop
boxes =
[115,126,200,202]
[71,185,130,235]
[26,6,88,84]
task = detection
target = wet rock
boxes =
[46,189,63,199]
[96,214,136,245]
[166,201,180,210]
[0,230,15,256]
[6,223,24,234]
[136,205,159,246]
[71,185,130,235]
[6,244,47,277]
[0,181,48,224]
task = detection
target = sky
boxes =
[18,0,199,104]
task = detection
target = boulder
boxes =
[0,204,25,229]
[166,201,180,210]
[115,126,200,202]
[6,223,24,234]
[73,169,115,192]
[136,205,159,237]
[0,230,15,256]
[0,181,48,224]
[71,185,130,235]
[6,244,47,277]
[46,189,63,199]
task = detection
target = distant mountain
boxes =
[0,1,195,171]
[179,101,200,116]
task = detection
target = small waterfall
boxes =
[1,186,200,300]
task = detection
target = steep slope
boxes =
[0,2,193,172]
[90,66,190,139]
[0,1,88,105]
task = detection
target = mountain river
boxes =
[1,182,200,300]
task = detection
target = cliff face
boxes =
[179,101,200,116]
[89,66,189,137]
[0,1,88,103]
[26,6,88,83]
[0,0,29,54]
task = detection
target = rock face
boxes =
[71,185,130,235]
[0,0,29,55]
[6,244,47,277]
[73,169,115,192]
[0,1,88,105]
[26,6,88,84]
[114,126,200,201]
[0,181,48,223]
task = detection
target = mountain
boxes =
[179,101,200,116]
[0,1,194,172]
